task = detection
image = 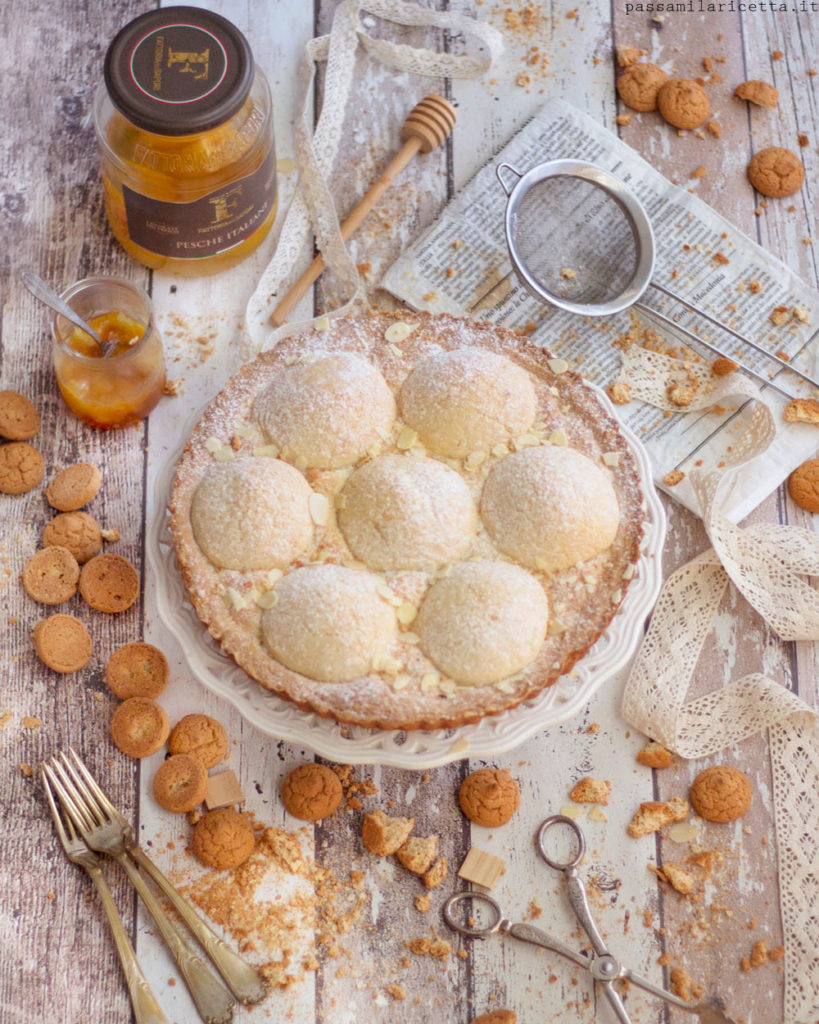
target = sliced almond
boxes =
[252,444,279,458]
[225,587,250,611]
[548,429,568,446]
[400,631,420,645]
[293,454,308,471]
[465,450,487,470]
[314,316,330,332]
[602,452,620,467]
[491,442,510,458]
[420,672,439,692]
[396,602,417,625]
[256,589,279,610]
[212,446,234,462]
[204,436,223,453]
[396,426,418,450]
[308,492,330,526]
[392,674,411,691]
[384,321,417,344]
[547,357,570,374]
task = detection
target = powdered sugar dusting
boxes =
[338,454,476,570]
[170,311,644,730]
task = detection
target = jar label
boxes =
[122,146,276,258]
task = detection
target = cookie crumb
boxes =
[663,469,685,488]
[636,741,673,769]
[569,777,611,805]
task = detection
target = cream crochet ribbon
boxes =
[243,0,502,359]
[621,347,819,1024]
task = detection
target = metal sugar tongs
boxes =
[444,815,737,1024]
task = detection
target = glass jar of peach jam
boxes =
[52,277,165,429]
[94,7,277,275]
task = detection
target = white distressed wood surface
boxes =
[2,2,817,1023]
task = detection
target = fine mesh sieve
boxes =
[497,159,817,399]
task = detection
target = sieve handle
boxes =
[496,162,522,196]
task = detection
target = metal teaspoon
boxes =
[21,269,117,357]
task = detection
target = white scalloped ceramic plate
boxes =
[147,388,665,769]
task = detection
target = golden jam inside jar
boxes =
[94,7,277,275]
[52,279,166,430]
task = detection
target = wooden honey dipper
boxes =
[271,94,457,326]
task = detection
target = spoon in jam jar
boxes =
[21,269,117,357]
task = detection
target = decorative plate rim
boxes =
[147,386,666,769]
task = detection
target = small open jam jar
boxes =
[52,277,165,429]
[94,6,277,275]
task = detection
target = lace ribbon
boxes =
[621,347,819,1023]
[242,0,502,359]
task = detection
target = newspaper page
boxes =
[381,99,819,522]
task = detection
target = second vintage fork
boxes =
[46,753,237,1024]
[41,765,169,1024]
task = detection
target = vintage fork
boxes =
[45,752,237,1024]
[41,765,169,1024]
[63,747,267,1005]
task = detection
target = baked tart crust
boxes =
[170,311,644,731]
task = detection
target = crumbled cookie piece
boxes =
[423,857,448,890]
[413,893,431,913]
[770,305,790,326]
[281,762,343,821]
[711,357,738,377]
[362,809,414,856]
[469,1013,517,1024]
[784,398,819,425]
[670,966,702,1002]
[607,381,631,404]
[667,383,697,407]
[386,984,407,1001]
[660,862,694,895]
[636,741,674,769]
[628,797,688,837]
[658,78,710,129]
[689,765,752,822]
[459,767,521,826]
[706,120,722,137]
[789,459,819,513]
[616,44,647,67]
[768,945,785,962]
[617,63,669,112]
[750,939,768,967]
[615,113,632,126]
[733,80,778,108]
[569,777,611,805]
[748,147,805,198]
[663,468,685,488]
[396,835,438,875]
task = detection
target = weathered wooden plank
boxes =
[1,3,154,1023]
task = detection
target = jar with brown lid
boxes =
[94,7,277,275]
